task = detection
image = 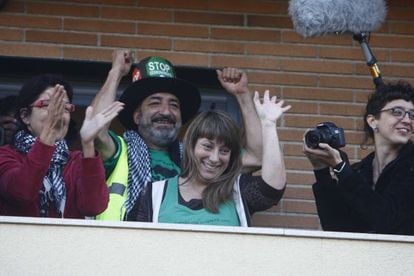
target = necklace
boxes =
[372,155,382,190]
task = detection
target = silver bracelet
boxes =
[333,161,346,174]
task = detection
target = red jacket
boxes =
[0,138,109,218]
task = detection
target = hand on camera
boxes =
[303,133,343,169]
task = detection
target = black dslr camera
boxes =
[305,122,346,149]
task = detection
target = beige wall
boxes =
[1,216,414,275]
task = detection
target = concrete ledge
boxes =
[1,216,413,275]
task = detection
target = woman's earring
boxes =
[373,126,379,133]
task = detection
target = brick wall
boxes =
[1,0,413,230]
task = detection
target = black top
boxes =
[313,142,414,235]
[126,173,284,226]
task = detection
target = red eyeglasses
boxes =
[30,99,76,113]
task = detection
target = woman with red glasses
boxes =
[0,74,124,218]
[304,81,414,235]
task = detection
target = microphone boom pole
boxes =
[353,32,384,88]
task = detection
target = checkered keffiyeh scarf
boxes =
[14,130,69,217]
[123,130,183,216]
[123,130,152,215]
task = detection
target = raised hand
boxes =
[253,90,291,123]
[112,49,134,78]
[216,67,249,95]
[91,49,133,161]
[253,90,290,190]
[80,101,124,157]
[40,85,69,145]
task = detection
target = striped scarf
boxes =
[123,130,152,215]
[123,130,183,216]
[14,130,69,217]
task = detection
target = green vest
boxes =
[95,137,129,221]
[158,176,240,226]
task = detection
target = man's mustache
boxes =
[151,114,176,124]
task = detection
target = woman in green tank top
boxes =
[131,90,290,226]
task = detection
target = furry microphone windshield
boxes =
[288,0,387,87]
[288,0,387,37]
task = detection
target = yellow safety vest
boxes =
[95,137,129,221]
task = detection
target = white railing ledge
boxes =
[2,215,414,275]
[1,215,413,243]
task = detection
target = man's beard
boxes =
[138,114,181,148]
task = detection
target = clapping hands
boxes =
[80,101,124,157]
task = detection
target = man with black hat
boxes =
[92,49,262,221]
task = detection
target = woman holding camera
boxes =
[129,90,289,226]
[0,74,123,218]
[304,81,414,235]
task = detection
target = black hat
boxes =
[118,56,201,130]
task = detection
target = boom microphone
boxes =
[288,0,387,38]
[288,0,387,87]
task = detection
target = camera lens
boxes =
[305,130,320,149]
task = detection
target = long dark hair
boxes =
[362,80,414,146]
[180,111,242,213]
